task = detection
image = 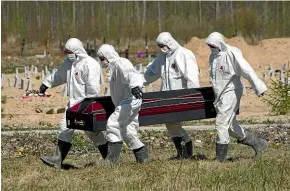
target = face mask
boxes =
[68,53,77,62]
[161,46,170,54]
[210,47,220,55]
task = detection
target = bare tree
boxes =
[157,1,162,33]
[73,1,76,27]
[230,1,234,26]
[282,0,286,36]
[199,1,202,27]
[215,0,220,19]
[135,1,140,23]
[276,2,280,36]
[142,0,147,30]
[263,1,268,37]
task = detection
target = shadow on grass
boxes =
[62,163,79,170]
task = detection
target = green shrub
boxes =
[262,70,290,115]
[1,95,7,104]
[35,75,40,80]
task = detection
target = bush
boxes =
[35,75,40,80]
[1,95,7,104]
[262,70,290,115]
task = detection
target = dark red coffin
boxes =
[66,87,222,132]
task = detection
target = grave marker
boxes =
[21,78,26,89]
[41,70,45,81]
[14,76,19,88]
[26,79,32,91]
[8,78,12,87]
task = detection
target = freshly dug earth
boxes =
[1,36,290,128]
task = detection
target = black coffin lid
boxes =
[66,86,235,132]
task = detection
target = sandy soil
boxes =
[1,36,290,127]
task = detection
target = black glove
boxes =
[39,84,48,94]
[259,91,266,97]
[131,86,143,99]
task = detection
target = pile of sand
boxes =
[2,36,290,126]
[185,36,290,71]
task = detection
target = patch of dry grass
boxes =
[2,138,290,191]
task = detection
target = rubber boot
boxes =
[216,143,228,162]
[97,142,108,159]
[133,146,149,164]
[238,131,268,159]
[104,141,123,164]
[40,139,72,169]
[184,140,193,158]
[171,137,184,159]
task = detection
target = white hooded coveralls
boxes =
[205,32,267,144]
[97,44,144,150]
[143,32,200,142]
[43,38,106,146]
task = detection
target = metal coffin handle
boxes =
[74,119,85,126]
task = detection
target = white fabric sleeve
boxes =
[119,59,144,89]
[231,50,267,96]
[84,60,101,97]
[143,56,162,86]
[180,51,200,88]
[42,59,71,88]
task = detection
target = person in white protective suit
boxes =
[143,32,202,159]
[96,44,149,164]
[205,32,268,162]
[39,38,107,169]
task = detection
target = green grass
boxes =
[2,117,289,132]
[2,129,290,191]
[2,145,290,191]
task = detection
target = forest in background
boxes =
[1,1,290,49]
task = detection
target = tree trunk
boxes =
[199,1,202,28]
[276,2,280,36]
[142,0,147,30]
[157,1,161,33]
[282,0,286,36]
[230,1,234,26]
[135,1,140,23]
[263,1,268,37]
[215,0,220,19]
[73,1,76,27]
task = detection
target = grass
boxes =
[2,117,289,132]
[2,129,290,191]
[2,145,290,191]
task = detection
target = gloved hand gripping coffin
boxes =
[66,87,224,132]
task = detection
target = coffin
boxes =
[66,87,224,132]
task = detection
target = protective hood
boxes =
[97,44,120,63]
[156,32,181,53]
[65,38,88,58]
[205,32,228,51]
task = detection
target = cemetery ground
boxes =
[2,128,290,191]
[1,36,290,190]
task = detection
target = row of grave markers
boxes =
[3,62,289,97]
[1,65,56,91]
[102,63,149,96]
[263,62,290,84]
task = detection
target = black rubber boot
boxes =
[238,131,268,159]
[171,137,184,159]
[104,141,123,164]
[40,140,72,169]
[216,143,228,162]
[97,142,108,159]
[184,140,193,158]
[133,146,149,164]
